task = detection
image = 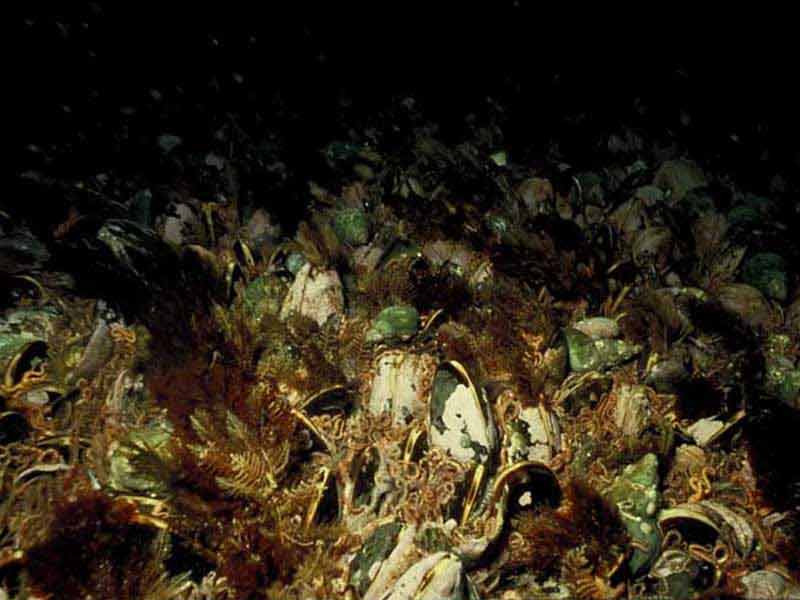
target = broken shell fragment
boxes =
[685,411,744,448]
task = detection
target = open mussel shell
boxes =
[291,385,350,455]
[698,500,754,557]
[658,505,721,545]
[303,466,340,531]
[428,361,498,467]
[657,500,754,557]
[348,444,392,520]
[300,384,350,414]
[224,260,245,303]
[232,238,256,270]
[0,411,30,444]
[490,460,561,518]
[1,336,47,389]
[457,461,560,562]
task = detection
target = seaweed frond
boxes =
[187,408,292,503]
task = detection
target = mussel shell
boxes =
[741,252,788,302]
[368,351,436,426]
[366,306,420,344]
[241,273,287,321]
[332,207,370,246]
[573,316,620,340]
[457,461,560,564]
[653,159,708,203]
[657,505,720,545]
[428,361,498,466]
[72,319,113,382]
[698,500,754,557]
[504,405,561,464]
[563,327,602,372]
[381,552,474,600]
[716,283,773,330]
[279,263,345,328]
[741,569,800,599]
[350,446,383,513]
[107,418,174,495]
[350,519,404,597]
[658,500,754,557]
[0,411,30,444]
[645,357,690,393]
[304,466,340,530]
[1,336,47,388]
[362,524,420,600]
[632,226,673,267]
[493,461,561,517]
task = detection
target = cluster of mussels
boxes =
[3,118,800,599]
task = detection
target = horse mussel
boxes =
[3,105,800,600]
